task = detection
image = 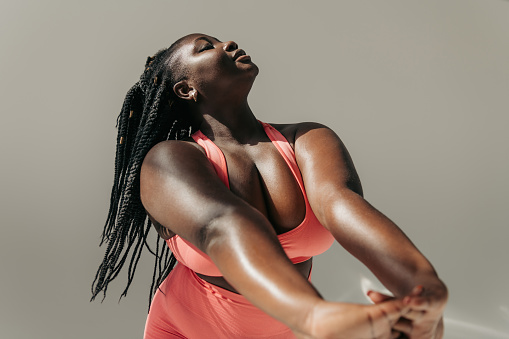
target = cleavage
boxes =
[220,142,306,234]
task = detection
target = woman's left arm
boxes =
[294,122,447,337]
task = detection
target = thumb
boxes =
[367,290,393,304]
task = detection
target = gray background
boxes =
[1,0,508,338]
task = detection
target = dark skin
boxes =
[140,34,447,338]
[150,121,314,293]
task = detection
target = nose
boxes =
[223,40,238,52]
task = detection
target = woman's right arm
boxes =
[140,140,410,338]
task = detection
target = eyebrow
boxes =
[193,36,221,44]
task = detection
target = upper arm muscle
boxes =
[294,123,436,294]
[294,123,363,224]
[140,140,249,249]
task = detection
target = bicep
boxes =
[294,123,363,223]
[140,141,252,249]
[295,123,434,293]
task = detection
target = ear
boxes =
[173,80,196,101]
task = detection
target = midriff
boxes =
[196,258,313,294]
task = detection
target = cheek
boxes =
[193,56,234,84]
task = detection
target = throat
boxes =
[198,109,263,145]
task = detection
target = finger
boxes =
[410,285,424,296]
[402,308,427,322]
[393,317,413,335]
[380,327,406,339]
[401,285,423,303]
[391,329,402,338]
[405,285,447,312]
[368,290,394,304]
[372,299,410,327]
[403,294,432,311]
[369,299,411,339]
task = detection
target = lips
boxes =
[236,54,251,62]
[233,49,248,61]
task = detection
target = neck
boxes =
[194,99,263,145]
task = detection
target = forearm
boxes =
[201,207,322,331]
[321,189,445,297]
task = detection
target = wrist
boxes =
[297,298,327,336]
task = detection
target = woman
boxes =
[92,33,448,338]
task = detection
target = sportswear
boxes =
[144,122,334,338]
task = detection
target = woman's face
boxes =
[172,33,259,100]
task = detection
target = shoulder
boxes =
[293,122,344,153]
[140,139,216,197]
[267,121,334,150]
[142,139,206,171]
[140,139,231,214]
[279,122,363,196]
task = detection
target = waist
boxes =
[195,257,313,294]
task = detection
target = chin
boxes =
[247,63,260,79]
[239,60,259,75]
[252,64,260,77]
[239,64,259,85]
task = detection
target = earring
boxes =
[192,90,198,103]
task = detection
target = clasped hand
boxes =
[295,285,447,339]
[367,284,447,339]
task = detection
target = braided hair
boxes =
[91,36,197,306]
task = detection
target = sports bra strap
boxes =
[259,121,307,199]
[192,123,304,196]
[191,130,230,189]
[170,121,334,276]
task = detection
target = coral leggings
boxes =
[144,263,296,338]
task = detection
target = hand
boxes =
[294,298,411,339]
[367,284,447,339]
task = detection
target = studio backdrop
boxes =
[1,1,508,338]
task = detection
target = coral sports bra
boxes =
[167,121,335,276]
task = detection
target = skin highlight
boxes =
[96,33,447,338]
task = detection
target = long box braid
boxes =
[91,38,195,309]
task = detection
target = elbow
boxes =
[316,188,365,229]
[194,209,235,254]
[196,205,276,256]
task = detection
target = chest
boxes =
[219,141,306,234]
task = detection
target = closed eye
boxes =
[198,43,214,52]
